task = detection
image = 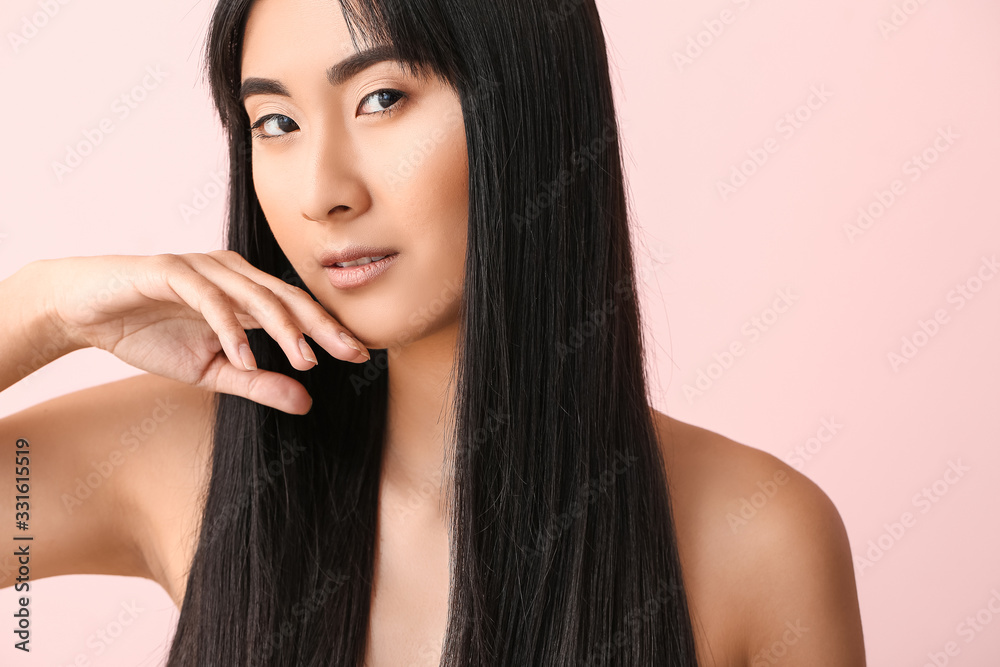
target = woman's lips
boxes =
[319,244,399,267]
[325,253,399,289]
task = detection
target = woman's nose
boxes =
[299,124,370,223]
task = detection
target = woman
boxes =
[0,0,865,664]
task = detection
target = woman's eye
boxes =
[250,114,299,140]
[249,89,405,141]
[358,89,406,117]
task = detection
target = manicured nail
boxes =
[239,343,257,371]
[339,331,370,360]
[298,337,318,364]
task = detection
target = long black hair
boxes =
[167,0,702,664]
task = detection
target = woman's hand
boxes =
[39,250,368,414]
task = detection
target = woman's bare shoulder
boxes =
[100,372,216,479]
[651,410,866,666]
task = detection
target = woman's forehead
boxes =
[242,0,360,72]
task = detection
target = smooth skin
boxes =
[0,0,866,664]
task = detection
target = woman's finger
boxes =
[189,252,369,363]
[203,352,315,415]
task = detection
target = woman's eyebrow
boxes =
[240,44,402,104]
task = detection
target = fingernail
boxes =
[299,337,318,364]
[339,331,370,360]
[239,343,257,371]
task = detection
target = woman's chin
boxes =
[346,316,461,357]
[338,322,417,354]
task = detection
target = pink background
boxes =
[2,0,999,664]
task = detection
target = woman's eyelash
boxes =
[360,88,407,117]
[249,88,407,141]
[249,114,297,141]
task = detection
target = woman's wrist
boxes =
[0,259,86,391]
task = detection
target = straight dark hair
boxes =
[167,0,702,664]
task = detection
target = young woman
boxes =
[0,0,866,664]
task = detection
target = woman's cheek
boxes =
[253,163,299,243]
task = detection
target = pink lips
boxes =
[324,253,399,289]
[319,244,399,267]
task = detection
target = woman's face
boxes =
[240,0,468,351]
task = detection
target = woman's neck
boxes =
[381,321,460,523]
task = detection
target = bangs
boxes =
[207,0,461,132]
